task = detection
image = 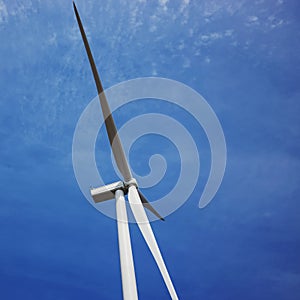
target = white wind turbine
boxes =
[73,3,178,299]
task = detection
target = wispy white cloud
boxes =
[225,29,234,37]
[268,15,285,29]
[129,6,143,32]
[246,15,260,26]
[159,0,169,12]
[179,0,190,14]
[204,57,211,64]
[47,32,57,46]
[198,32,223,45]
[182,57,191,68]
[0,0,8,23]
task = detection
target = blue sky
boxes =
[1,0,300,299]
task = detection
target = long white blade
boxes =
[128,186,179,300]
[115,189,138,300]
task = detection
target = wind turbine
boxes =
[73,3,178,299]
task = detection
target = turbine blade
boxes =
[73,2,132,182]
[128,186,178,300]
[73,2,103,95]
[138,190,165,221]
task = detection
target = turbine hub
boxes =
[123,178,138,188]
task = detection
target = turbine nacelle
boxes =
[90,178,138,203]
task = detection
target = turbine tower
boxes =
[73,3,178,299]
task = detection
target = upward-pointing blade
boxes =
[73,2,132,182]
[73,2,164,221]
[128,185,178,299]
